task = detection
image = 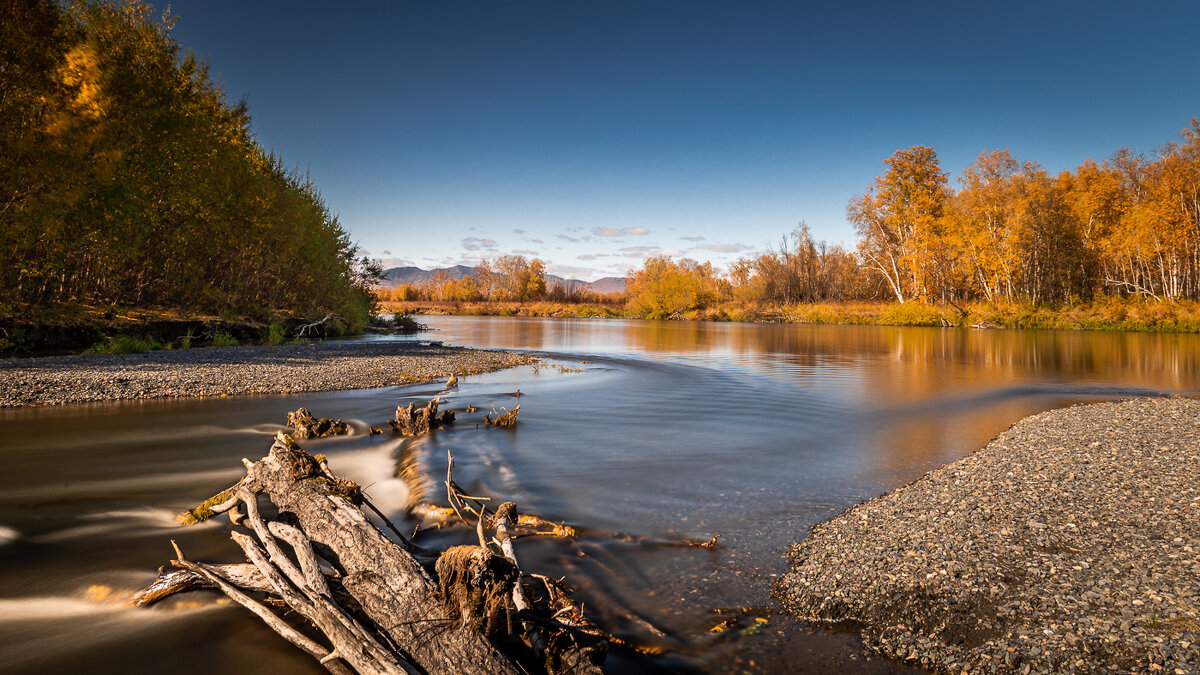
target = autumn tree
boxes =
[731,224,868,303]
[0,0,379,327]
[848,146,949,303]
[490,255,547,301]
[625,256,728,318]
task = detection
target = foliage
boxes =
[210,329,238,347]
[0,0,381,324]
[85,335,156,353]
[840,123,1200,306]
[262,321,286,345]
[625,256,730,319]
[391,312,423,332]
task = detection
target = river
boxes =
[1,317,1197,674]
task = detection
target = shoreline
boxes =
[381,299,1200,333]
[773,398,1200,674]
[0,341,534,407]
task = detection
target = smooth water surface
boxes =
[1,317,1197,674]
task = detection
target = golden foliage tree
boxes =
[848,146,949,303]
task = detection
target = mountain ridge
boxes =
[380,265,626,295]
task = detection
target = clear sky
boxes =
[158,1,1200,281]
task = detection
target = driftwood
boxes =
[389,397,455,436]
[296,313,343,338]
[139,431,611,674]
[287,407,349,439]
[442,454,606,673]
[484,405,519,428]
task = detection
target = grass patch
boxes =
[211,330,239,347]
[85,336,158,354]
[262,321,286,346]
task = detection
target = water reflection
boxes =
[1,318,1198,674]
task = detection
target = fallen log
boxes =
[140,432,612,674]
[142,433,520,674]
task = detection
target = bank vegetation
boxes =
[1,0,379,340]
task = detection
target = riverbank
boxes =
[0,341,534,407]
[774,398,1200,674]
[381,298,1200,333]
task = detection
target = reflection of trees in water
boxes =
[617,322,1199,392]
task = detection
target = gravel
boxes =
[0,341,534,407]
[774,397,1200,675]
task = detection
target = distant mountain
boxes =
[379,265,626,295]
[587,277,627,294]
[380,265,475,287]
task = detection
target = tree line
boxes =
[1,0,378,327]
[851,124,1200,305]
[378,255,620,305]
[629,120,1200,316]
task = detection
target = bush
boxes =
[85,336,156,354]
[392,313,423,333]
[211,330,239,347]
[263,321,286,345]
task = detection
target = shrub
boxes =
[263,321,286,345]
[211,330,239,347]
[85,336,156,354]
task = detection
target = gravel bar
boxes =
[0,341,534,407]
[775,398,1200,675]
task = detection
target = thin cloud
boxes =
[558,234,581,243]
[462,236,498,251]
[513,228,525,235]
[512,249,539,256]
[594,226,650,237]
[378,256,413,269]
[548,264,598,279]
[619,246,683,259]
[679,236,705,242]
[695,242,751,253]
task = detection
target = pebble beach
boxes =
[775,397,1200,674]
[0,341,534,407]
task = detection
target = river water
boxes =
[1,317,1197,674]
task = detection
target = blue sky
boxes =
[160,1,1200,281]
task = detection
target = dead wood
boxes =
[141,433,521,675]
[132,563,270,607]
[388,397,454,436]
[296,313,343,338]
[287,407,349,439]
[175,483,242,525]
[484,405,519,427]
[444,461,607,674]
[139,413,620,673]
[436,545,518,640]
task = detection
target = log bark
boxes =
[245,433,520,675]
[132,563,270,607]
